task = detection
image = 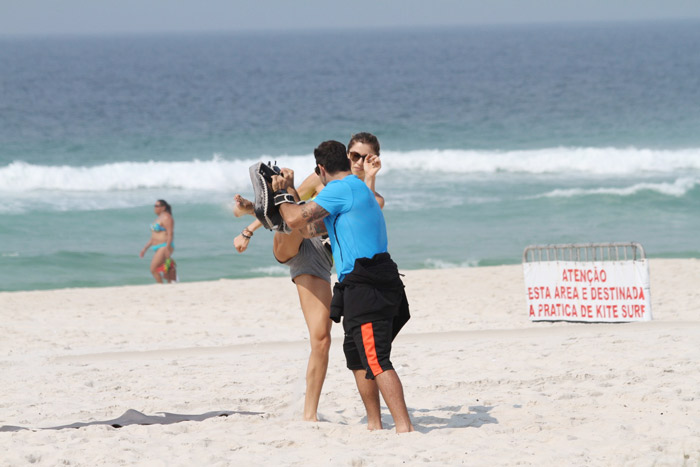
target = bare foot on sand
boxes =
[233,194,254,217]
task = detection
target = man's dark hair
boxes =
[314,140,350,174]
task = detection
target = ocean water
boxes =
[2,21,700,291]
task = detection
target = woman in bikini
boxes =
[232,132,383,421]
[140,199,176,283]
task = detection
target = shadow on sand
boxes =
[0,408,264,432]
[409,405,498,433]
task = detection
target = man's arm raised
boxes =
[281,200,329,231]
[272,170,330,231]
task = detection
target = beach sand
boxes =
[1,259,699,466]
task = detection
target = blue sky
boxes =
[1,0,698,35]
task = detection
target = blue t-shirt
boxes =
[314,174,388,282]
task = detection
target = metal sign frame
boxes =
[523,242,646,263]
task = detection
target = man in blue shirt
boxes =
[271,140,413,433]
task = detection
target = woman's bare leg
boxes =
[237,191,331,417]
[150,247,168,283]
[272,228,305,263]
[293,273,332,421]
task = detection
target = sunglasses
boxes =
[154,204,162,207]
[315,166,321,175]
[349,151,377,163]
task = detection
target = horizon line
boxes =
[1,17,699,39]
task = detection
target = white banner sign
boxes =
[523,260,652,322]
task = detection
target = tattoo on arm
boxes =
[298,219,327,238]
[307,219,327,237]
[300,202,329,223]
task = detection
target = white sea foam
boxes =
[424,258,479,269]
[2,147,700,196]
[533,177,699,199]
[2,147,699,214]
[250,265,288,276]
[380,147,700,175]
[0,154,317,193]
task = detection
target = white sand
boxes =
[1,259,699,466]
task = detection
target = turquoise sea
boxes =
[2,21,700,291]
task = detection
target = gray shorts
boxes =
[278,236,333,283]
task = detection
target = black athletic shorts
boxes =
[343,319,394,380]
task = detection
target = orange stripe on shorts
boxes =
[361,322,383,376]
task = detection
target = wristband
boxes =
[274,192,296,206]
[241,229,253,239]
